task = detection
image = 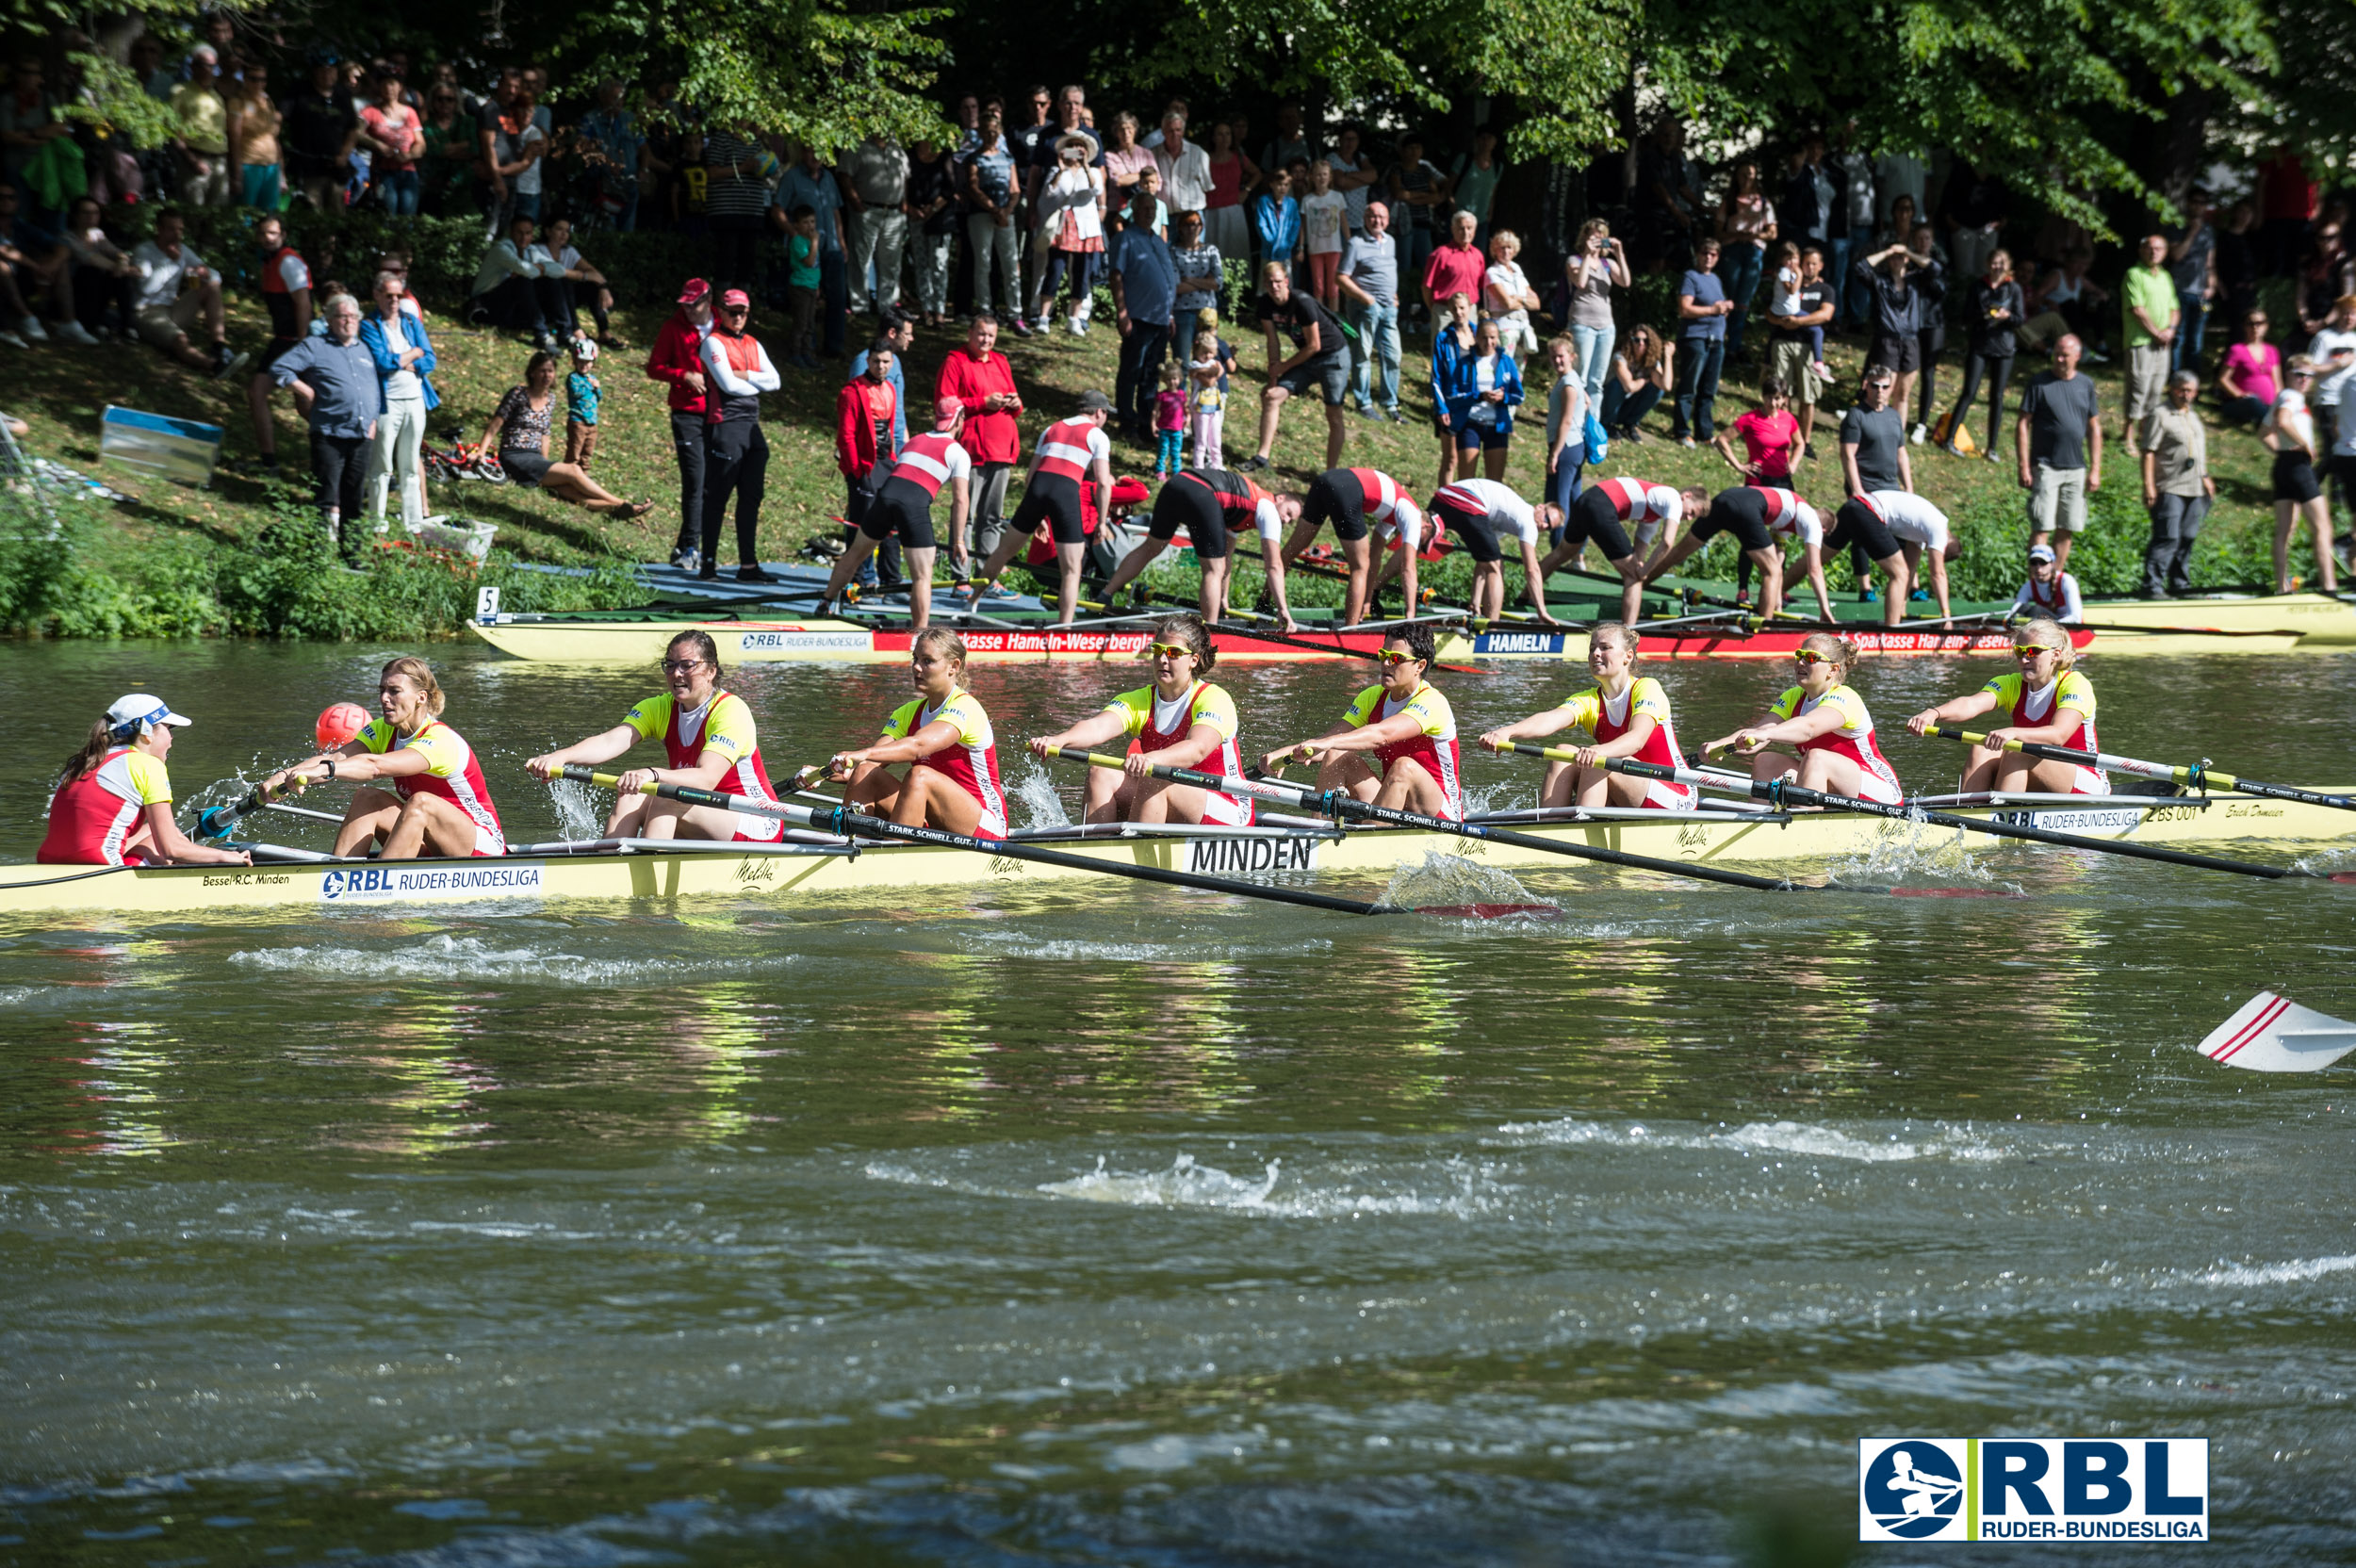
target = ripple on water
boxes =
[868,1150,1515,1220]
[227,933,793,987]
[1492,1115,2014,1164]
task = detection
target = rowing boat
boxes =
[7,789,2346,918]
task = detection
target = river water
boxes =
[3,641,2354,1566]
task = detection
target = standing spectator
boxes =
[1251,166,1301,279]
[575,79,643,230]
[963,105,1023,329]
[1764,244,1834,458]
[1029,134,1106,337]
[1937,158,2007,283]
[359,270,436,533]
[472,68,523,230]
[646,277,717,572]
[1781,136,1841,304]
[1202,121,1256,263]
[699,289,779,581]
[842,133,909,317]
[1170,208,1221,368]
[1100,111,1153,220]
[2263,358,2334,593]
[1298,160,1347,309]
[282,49,359,212]
[1387,135,1449,308]
[482,349,652,516]
[1718,377,1800,483]
[849,307,915,450]
[1718,157,1775,362]
[1831,123,1874,332]
[2165,188,2219,376]
[701,122,772,293]
[2305,293,2356,465]
[1541,335,1588,519]
[270,292,381,559]
[544,218,618,346]
[225,61,282,211]
[127,208,243,374]
[1599,324,1672,440]
[1153,112,1211,219]
[417,79,469,217]
[241,213,312,474]
[2255,146,2315,279]
[1443,316,1523,481]
[1421,208,1485,326]
[2297,220,2349,336]
[1562,220,1628,405]
[1107,186,1178,439]
[467,215,569,351]
[1259,101,1312,179]
[1942,247,2023,458]
[2016,335,2102,573]
[169,47,232,205]
[779,205,822,368]
[934,314,1023,580]
[2217,307,2281,429]
[1633,118,1702,273]
[2121,234,2178,452]
[1483,230,1542,358]
[1339,200,1401,419]
[1840,361,1910,597]
[1449,126,1503,248]
[2217,199,2260,325]
[836,338,903,586]
[1129,164,1171,237]
[1427,289,1479,487]
[1,60,77,225]
[1245,261,1351,472]
[358,70,420,215]
[1906,221,1949,441]
[1854,235,1939,433]
[1672,236,1731,445]
[906,139,960,328]
[1186,308,1235,467]
[775,142,848,356]
[2139,369,2212,597]
[1326,125,1374,237]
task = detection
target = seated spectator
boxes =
[2022,245,2109,358]
[467,215,571,351]
[169,46,232,206]
[269,292,382,560]
[61,196,137,340]
[481,349,654,517]
[542,217,619,346]
[2217,307,2280,429]
[126,209,245,375]
[0,183,84,345]
[225,60,283,211]
[1600,323,1673,440]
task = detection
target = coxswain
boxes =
[1905,616,2107,794]
[828,628,1010,837]
[1279,466,1427,624]
[1101,467,1304,629]
[524,630,788,841]
[2011,542,2084,625]
[36,694,252,867]
[1641,483,1822,621]
[1476,623,1696,808]
[1863,488,1956,623]
[1823,494,1916,627]
[269,655,506,858]
[969,388,1115,625]
[820,397,972,629]
[1261,623,1463,820]
[1026,613,1256,825]
[1536,476,1709,629]
[1706,631,1905,803]
[1426,477,1562,626]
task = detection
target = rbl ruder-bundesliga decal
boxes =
[1858,1438,2209,1542]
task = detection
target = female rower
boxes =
[1025,613,1255,825]
[1707,632,1905,803]
[827,628,1010,838]
[524,630,786,841]
[1475,623,1695,809]
[269,655,505,858]
[1904,616,2107,794]
[1261,623,1463,820]
[37,694,252,867]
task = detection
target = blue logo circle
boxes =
[1864,1442,1964,1538]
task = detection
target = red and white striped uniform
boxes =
[36,747,168,866]
[1593,477,1685,528]
[358,719,506,855]
[1769,684,1904,804]
[1032,416,1112,484]
[883,690,1009,839]
[886,433,973,498]
[1349,467,1430,549]
[1753,485,1823,546]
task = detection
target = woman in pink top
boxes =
[1715,376,1799,482]
[2218,307,2282,428]
[359,70,423,215]
[1203,121,1258,262]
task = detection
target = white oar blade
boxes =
[2195,992,2356,1073]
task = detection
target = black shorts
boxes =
[1565,487,1637,563]
[1871,334,1923,375]
[2272,449,2322,504]
[1692,487,1772,552]
[499,449,551,487]
[1302,469,1369,542]
[1150,473,1237,559]
[1826,498,1900,561]
[1012,472,1087,545]
[1275,354,1350,406]
[1431,493,1505,564]
[862,479,939,549]
[257,335,303,373]
[1453,417,1511,451]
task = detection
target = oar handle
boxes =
[1040,743,1318,810]
[1492,741,1729,792]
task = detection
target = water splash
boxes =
[1006,758,1072,830]
[1380,850,1551,913]
[1825,806,2001,890]
[1039,1152,1283,1208]
[547,776,605,841]
[2191,1254,2356,1287]
[1495,1116,2013,1164]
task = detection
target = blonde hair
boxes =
[1490,227,1520,254]
[1590,622,1642,662]
[2017,615,2076,670]
[1799,631,1861,673]
[380,655,447,716]
[1197,305,1219,330]
[910,627,968,667]
[1160,360,1185,387]
[1578,218,1611,247]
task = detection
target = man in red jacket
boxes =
[645,277,717,570]
[931,313,1023,582]
[836,337,902,548]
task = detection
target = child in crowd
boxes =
[2012,542,2085,624]
[784,205,821,368]
[1153,362,1189,478]
[1188,307,1233,469]
[1766,240,1828,382]
[1300,159,1347,310]
[1251,168,1301,280]
[564,337,600,468]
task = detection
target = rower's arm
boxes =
[1584,713,1659,761]
[1156,720,1232,772]
[1032,710,1131,757]
[850,716,964,767]
[1905,689,1997,735]
[1275,710,1424,768]
[1712,705,1842,753]
[1803,545,1834,621]
[140,800,250,866]
[526,723,639,779]
[1516,536,1559,624]
[1261,548,1296,629]
[1478,705,1580,748]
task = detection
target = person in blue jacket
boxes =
[357,269,439,531]
[1442,315,1524,481]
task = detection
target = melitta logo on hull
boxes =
[1185,837,1320,874]
[1858,1438,2208,1542]
[319,864,547,901]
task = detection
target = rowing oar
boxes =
[1496,744,2348,885]
[1039,745,1810,893]
[556,766,1533,919]
[193,771,349,838]
[1920,725,2356,813]
[1075,598,1486,674]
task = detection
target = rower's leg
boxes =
[1537,761,1577,808]
[1991,754,2084,795]
[1083,764,1126,823]
[1340,535,1372,625]
[335,786,403,856]
[1133,778,1218,824]
[1598,770,1653,808]
[1610,553,1645,628]
[901,768,985,835]
[672,803,748,841]
[1473,561,1502,619]
[1873,550,1910,626]
[844,762,904,818]
[904,547,937,629]
[1055,541,1086,625]
[1316,752,1381,803]
[822,531,879,607]
[1958,744,2004,793]
[1376,757,1450,816]
[1748,750,1802,784]
[604,792,650,838]
[1198,555,1232,621]
[1100,534,1170,604]
[1795,749,1870,800]
[1750,547,1784,618]
[381,792,482,860]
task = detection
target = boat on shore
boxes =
[6,790,2346,919]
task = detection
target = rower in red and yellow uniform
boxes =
[1026,613,1255,825]
[1260,624,1463,820]
[1905,616,2107,794]
[37,694,252,867]
[1708,631,1905,803]
[270,655,506,858]
[1475,623,1696,808]
[829,628,1010,838]
[525,630,787,841]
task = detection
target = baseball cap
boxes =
[720,288,751,309]
[106,694,191,739]
[571,336,598,362]
[934,395,964,426]
[1076,389,1114,414]
[678,277,712,305]
[2027,544,2056,564]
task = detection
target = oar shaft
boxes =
[1925,726,2355,811]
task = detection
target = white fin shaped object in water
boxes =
[2195,992,2356,1073]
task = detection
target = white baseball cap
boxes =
[106,694,192,738]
